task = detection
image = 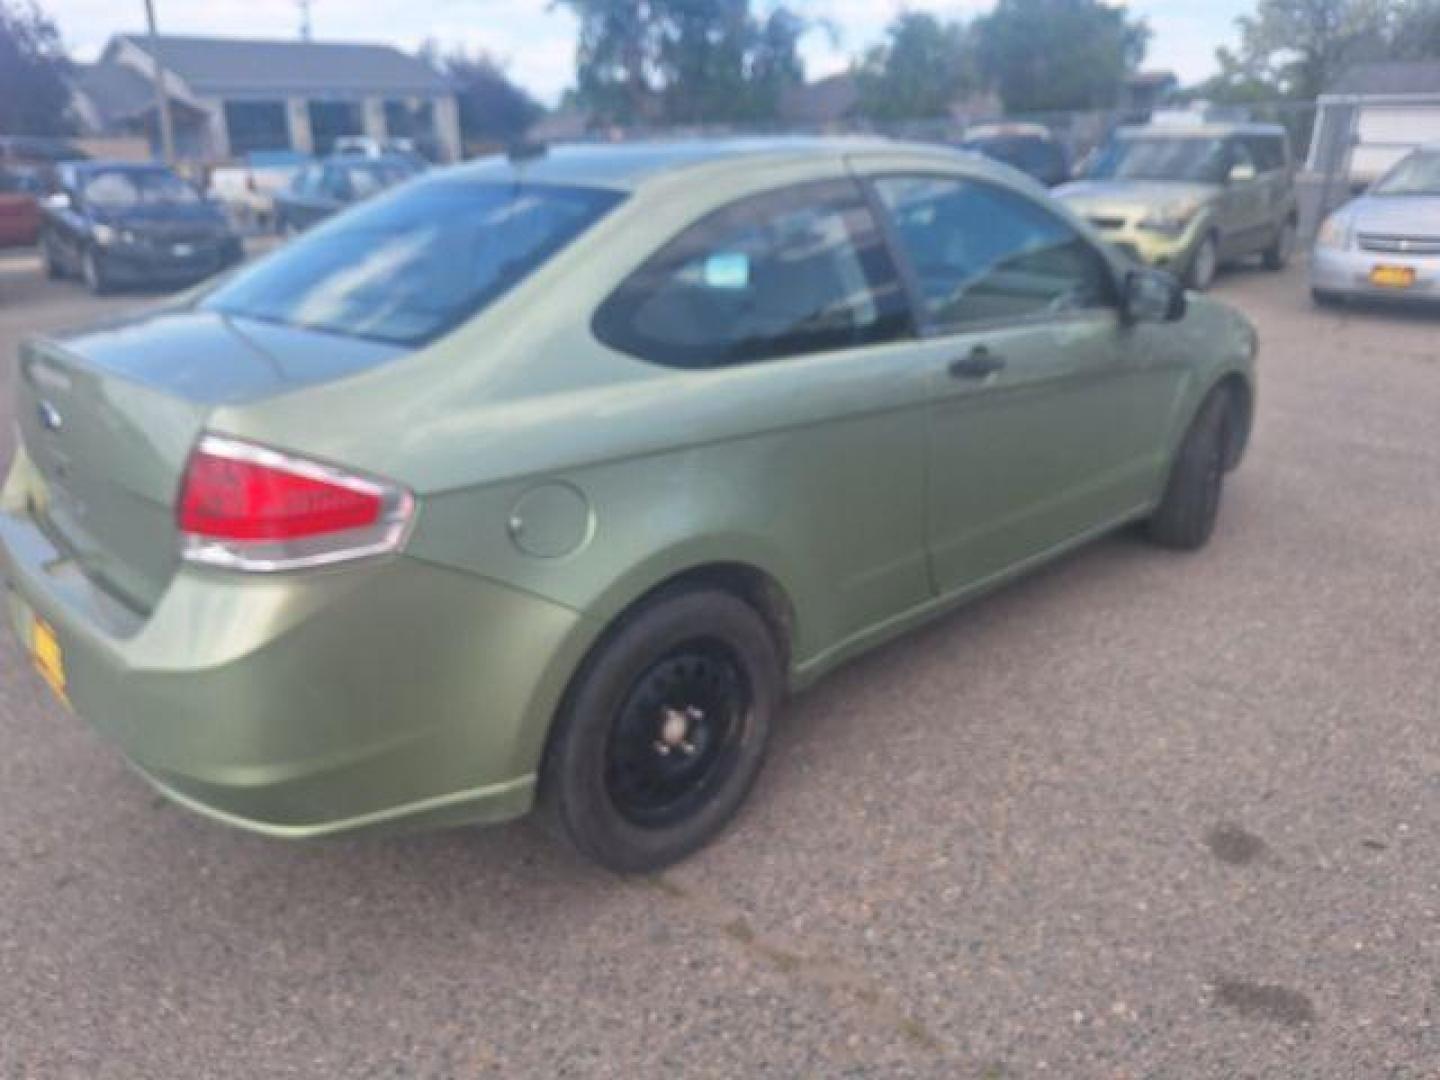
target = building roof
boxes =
[113,34,451,97]
[1328,61,1440,97]
[73,62,166,124]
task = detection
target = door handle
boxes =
[948,346,1006,380]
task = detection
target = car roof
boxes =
[1116,123,1288,139]
[441,137,959,192]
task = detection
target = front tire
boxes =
[41,233,65,279]
[1187,234,1219,291]
[539,588,781,873]
[1147,387,1233,551]
[81,247,111,295]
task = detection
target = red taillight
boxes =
[178,436,411,570]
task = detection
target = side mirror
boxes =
[1124,268,1186,324]
[43,191,71,211]
[1228,161,1257,184]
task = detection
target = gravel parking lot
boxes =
[1,248,1437,1078]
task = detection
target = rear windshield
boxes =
[202,179,623,345]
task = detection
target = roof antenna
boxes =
[297,0,315,41]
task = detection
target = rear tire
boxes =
[1311,288,1344,308]
[1262,218,1296,271]
[41,233,64,280]
[539,588,781,874]
[1146,387,1233,551]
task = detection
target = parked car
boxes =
[960,123,1070,187]
[274,155,424,233]
[40,161,243,294]
[0,140,1256,872]
[1312,144,1440,306]
[1055,123,1299,290]
[0,164,44,248]
[208,150,311,233]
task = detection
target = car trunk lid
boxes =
[14,309,404,613]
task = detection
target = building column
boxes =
[287,97,314,154]
[363,97,387,141]
[204,100,231,162]
[434,96,462,162]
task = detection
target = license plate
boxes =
[30,614,68,705]
[1370,265,1416,289]
[172,243,195,257]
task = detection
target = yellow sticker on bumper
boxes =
[31,615,68,705]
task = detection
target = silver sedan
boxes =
[1312,146,1440,305]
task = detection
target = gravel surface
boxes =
[1,251,1437,1078]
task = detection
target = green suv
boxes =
[1057,123,1300,290]
[2,139,1257,871]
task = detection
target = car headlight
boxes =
[91,223,118,245]
[1138,204,1200,237]
[1316,212,1351,250]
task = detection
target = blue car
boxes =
[41,161,242,294]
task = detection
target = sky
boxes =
[41,0,1255,105]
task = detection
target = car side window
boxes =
[1226,140,1257,176]
[873,175,1116,330]
[593,179,910,369]
[322,166,352,200]
[293,165,321,196]
[1242,135,1286,173]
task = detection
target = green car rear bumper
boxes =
[1,452,586,838]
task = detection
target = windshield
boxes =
[202,179,623,346]
[346,161,416,197]
[1085,137,1227,183]
[82,169,200,208]
[1373,151,1440,196]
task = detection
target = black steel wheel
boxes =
[605,641,752,828]
[539,588,781,873]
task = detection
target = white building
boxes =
[71,34,462,164]
[1310,61,1440,185]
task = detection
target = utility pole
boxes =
[143,0,176,165]
[298,0,314,41]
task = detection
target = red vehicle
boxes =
[0,165,44,248]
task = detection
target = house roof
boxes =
[73,62,167,124]
[1328,61,1440,97]
[113,34,451,97]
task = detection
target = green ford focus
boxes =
[2,139,1256,871]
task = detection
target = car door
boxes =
[590,176,937,648]
[865,168,1189,598]
[1217,139,1267,257]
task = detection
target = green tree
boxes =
[440,50,544,144]
[854,13,973,122]
[1225,0,1392,100]
[556,0,807,125]
[974,0,1149,114]
[0,1,72,136]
